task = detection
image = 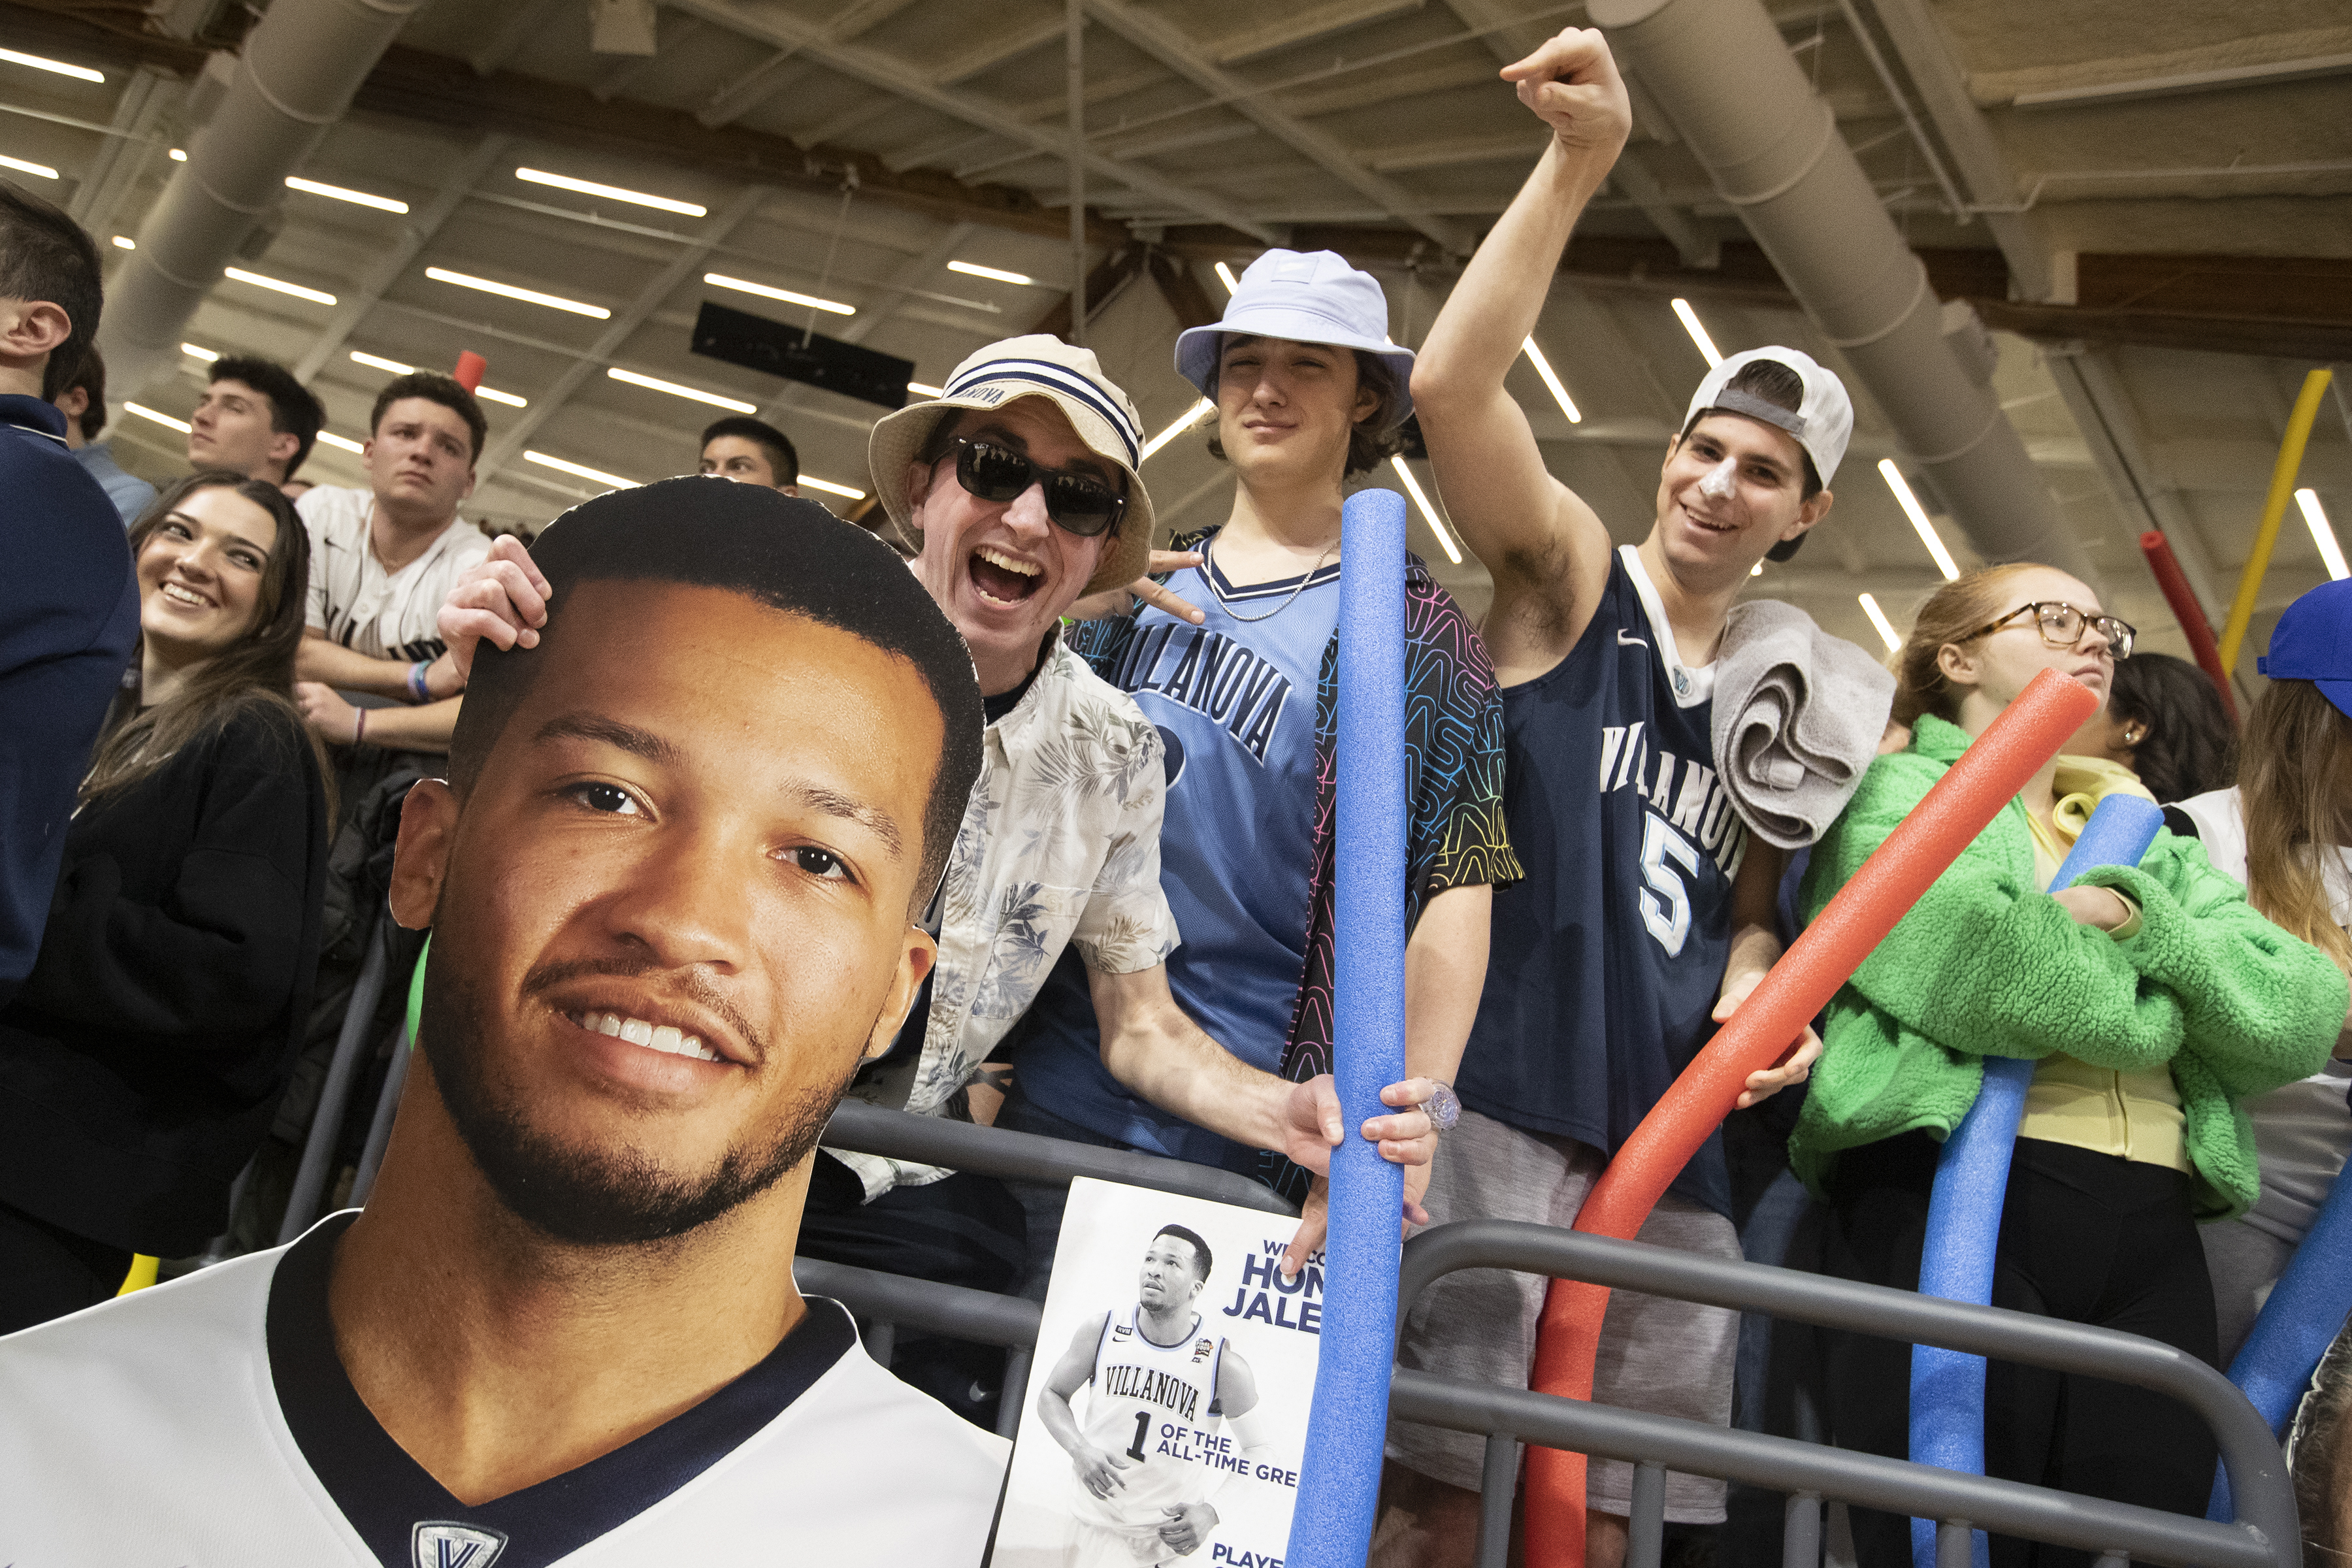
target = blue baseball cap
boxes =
[2257,578,2352,719]
[1173,250,1415,409]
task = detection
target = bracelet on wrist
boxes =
[408,660,433,702]
[352,707,368,747]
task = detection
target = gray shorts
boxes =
[1386,1109,1740,1524]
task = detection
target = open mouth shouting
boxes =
[969,544,1045,606]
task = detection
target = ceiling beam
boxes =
[66,63,174,234]
[293,132,512,384]
[666,0,1277,241]
[477,186,769,485]
[755,221,973,434]
[1083,0,1475,252]
[592,12,706,100]
[349,45,1131,247]
[1212,0,1426,67]
[469,0,566,76]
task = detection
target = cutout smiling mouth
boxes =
[970,545,1043,604]
[568,1009,722,1064]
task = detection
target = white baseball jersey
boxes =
[0,1215,1007,1567]
[299,484,491,662]
[1071,1306,1226,1533]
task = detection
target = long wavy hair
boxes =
[2106,651,2236,804]
[82,472,329,813]
[1887,563,2044,727]
[2238,677,2352,971]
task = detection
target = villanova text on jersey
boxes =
[1103,620,1292,765]
[1597,722,1749,957]
[1100,1360,1205,1424]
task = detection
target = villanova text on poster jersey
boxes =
[1103,619,1294,766]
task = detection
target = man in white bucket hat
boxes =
[999,253,1517,1303]
[1379,30,1863,1568]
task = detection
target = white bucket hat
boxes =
[1173,250,1415,410]
[868,335,1155,596]
[1682,346,1854,487]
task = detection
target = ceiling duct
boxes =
[96,0,423,396]
[1589,0,2096,585]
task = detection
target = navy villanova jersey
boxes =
[1456,546,1748,1217]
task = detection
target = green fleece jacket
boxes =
[1791,713,2349,1219]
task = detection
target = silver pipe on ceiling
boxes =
[1590,0,2097,585]
[96,0,423,397]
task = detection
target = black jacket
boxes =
[0,700,329,1254]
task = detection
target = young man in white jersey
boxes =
[293,370,493,754]
[1378,29,1840,1567]
[1040,1224,1277,1565]
[0,479,1009,1566]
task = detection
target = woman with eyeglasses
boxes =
[1788,563,2347,1564]
[0,472,332,1332]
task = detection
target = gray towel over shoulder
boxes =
[1709,598,1895,849]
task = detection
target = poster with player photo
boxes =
[990,1177,1324,1568]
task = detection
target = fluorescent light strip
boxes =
[0,154,58,180]
[525,450,637,489]
[426,266,608,319]
[111,235,135,250]
[350,350,413,374]
[703,272,854,317]
[350,350,525,407]
[1141,398,1215,462]
[316,431,365,453]
[286,175,408,214]
[224,266,336,306]
[1389,455,1462,566]
[1522,337,1582,424]
[180,342,217,361]
[1750,561,1763,576]
[125,402,190,434]
[947,259,1034,286]
[1671,297,1723,368]
[1214,261,1241,296]
[607,366,754,414]
[2297,488,2350,581]
[800,476,866,500]
[1857,591,1902,653]
[1880,459,1959,581]
[0,48,103,83]
[476,386,527,408]
[168,148,186,161]
[907,382,945,398]
[517,167,706,218]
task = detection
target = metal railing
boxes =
[805,1102,1298,1435]
[1392,1220,2299,1568]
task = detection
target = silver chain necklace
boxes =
[1201,531,1339,624]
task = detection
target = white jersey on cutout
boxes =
[1071,1305,1226,1536]
[0,1215,1007,1567]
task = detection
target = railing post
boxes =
[1627,1463,1667,1568]
[1784,1490,1821,1568]
[1475,1432,1518,1568]
[1936,1519,1974,1568]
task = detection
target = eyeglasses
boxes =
[1965,600,2136,661]
[947,438,1126,538]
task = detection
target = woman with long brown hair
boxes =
[0,470,331,1331]
[2167,580,2352,1363]
[1793,562,2346,1566]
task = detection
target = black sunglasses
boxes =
[947,437,1126,538]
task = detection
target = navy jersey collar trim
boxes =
[267,1213,857,1568]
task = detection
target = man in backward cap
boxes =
[1380,29,1846,1565]
[440,338,1437,1292]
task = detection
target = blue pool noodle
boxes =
[2210,1145,2352,1520]
[1286,488,1408,1568]
[1910,792,2165,1568]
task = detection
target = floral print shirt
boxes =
[828,629,1180,1198]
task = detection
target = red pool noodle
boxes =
[452,351,487,393]
[2139,531,2238,723]
[1522,667,2100,1568]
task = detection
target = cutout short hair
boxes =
[1154,1222,1214,1282]
[210,356,325,478]
[0,177,101,402]
[370,370,488,463]
[447,478,984,904]
[700,415,798,487]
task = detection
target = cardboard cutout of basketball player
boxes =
[1038,1222,1281,1564]
[0,478,1007,1566]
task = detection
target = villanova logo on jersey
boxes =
[412,1521,507,1568]
[1103,622,1292,765]
[1596,721,1747,957]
